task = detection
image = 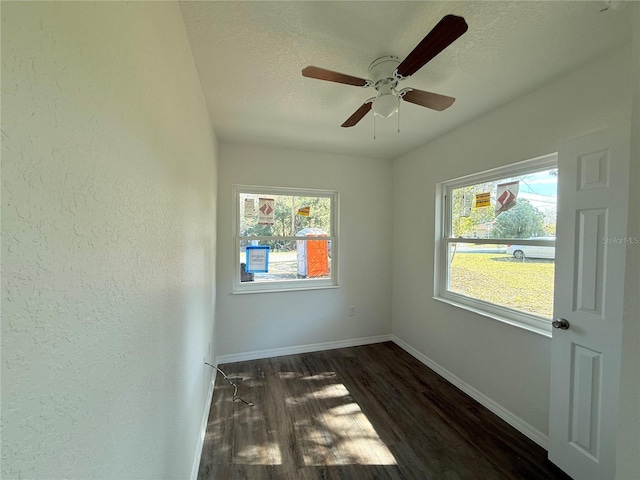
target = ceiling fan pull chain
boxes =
[397,97,401,134]
[373,113,376,140]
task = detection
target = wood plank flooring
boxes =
[197,342,571,480]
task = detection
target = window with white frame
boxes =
[435,154,558,335]
[233,185,338,293]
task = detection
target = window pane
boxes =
[447,242,554,319]
[239,193,331,237]
[235,186,336,292]
[451,168,557,240]
[240,239,331,283]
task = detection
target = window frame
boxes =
[434,153,558,337]
[232,184,339,294]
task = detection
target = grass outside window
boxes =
[448,249,554,319]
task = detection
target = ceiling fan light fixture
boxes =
[372,93,398,118]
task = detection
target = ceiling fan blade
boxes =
[302,66,370,87]
[401,89,455,111]
[396,15,468,78]
[341,101,373,127]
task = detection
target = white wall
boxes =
[1,3,218,479]
[391,45,632,438]
[617,4,640,478]
[216,143,392,359]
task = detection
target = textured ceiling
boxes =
[180,1,633,160]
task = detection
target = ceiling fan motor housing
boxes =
[368,56,400,88]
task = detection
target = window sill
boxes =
[433,294,552,338]
[233,284,339,295]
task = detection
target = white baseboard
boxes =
[216,334,392,365]
[391,335,549,449]
[190,369,217,480]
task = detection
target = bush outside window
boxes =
[435,154,558,335]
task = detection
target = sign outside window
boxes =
[245,246,270,273]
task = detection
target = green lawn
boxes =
[449,253,555,319]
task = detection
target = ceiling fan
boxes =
[302,15,468,128]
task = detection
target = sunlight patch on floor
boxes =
[299,383,397,466]
[308,383,351,400]
[323,403,396,466]
[229,370,397,467]
[300,372,337,381]
[235,442,283,465]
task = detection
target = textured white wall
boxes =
[1,3,217,479]
[216,143,392,358]
[391,45,632,437]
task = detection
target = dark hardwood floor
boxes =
[198,342,570,480]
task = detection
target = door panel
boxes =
[549,127,630,479]
[574,208,606,315]
[569,344,602,460]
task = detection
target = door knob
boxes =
[552,318,570,330]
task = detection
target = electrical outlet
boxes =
[348,306,356,316]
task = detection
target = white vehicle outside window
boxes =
[506,237,556,259]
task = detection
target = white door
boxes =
[549,127,630,479]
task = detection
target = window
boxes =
[435,154,558,335]
[233,185,338,293]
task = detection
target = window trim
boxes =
[232,184,339,294]
[434,153,558,336]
